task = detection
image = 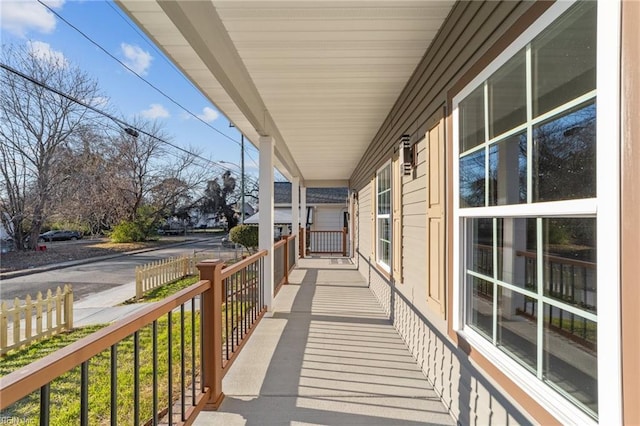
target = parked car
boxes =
[0,237,15,253]
[157,226,183,235]
[37,230,83,242]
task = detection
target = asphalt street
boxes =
[0,235,239,305]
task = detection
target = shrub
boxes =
[110,220,145,243]
[229,225,258,253]
[111,207,159,243]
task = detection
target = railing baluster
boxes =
[191,297,197,405]
[235,273,240,352]
[559,263,564,330]
[167,312,173,424]
[111,344,117,426]
[134,331,140,426]
[199,293,205,394]
[224,278,229,361]
[243,272,248,337]
[153,320,158,426]
[40,383,50,426]
[0,278,217,425]
[181,305,186,421]
[81,361,89,426]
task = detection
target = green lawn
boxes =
[1,312,200,425]
[1,266,261,424]
[133,275,200,303]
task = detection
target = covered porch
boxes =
[0,247,453,425]
[194,256,453,426]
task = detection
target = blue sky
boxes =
[0,0,261,177]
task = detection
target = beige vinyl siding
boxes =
[351,1,546,424]
[311,206,344,231]
[401,137,427,293]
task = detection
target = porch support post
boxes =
[291,176,300,263]
[259,136,275,310]
[196,259,225,410]
[300,186,307,257]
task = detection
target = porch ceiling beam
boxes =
[153,1,303,182]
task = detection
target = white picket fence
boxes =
[0,285,74,356]
[135,253,211,300]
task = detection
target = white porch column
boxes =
[300,186,307,257]
[292,176,300,262]
[259,136,274,310]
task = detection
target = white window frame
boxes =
[452,1,621,424]
[376,161,392,272]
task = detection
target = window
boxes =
[376,162,391,271]
[454,1,603,422]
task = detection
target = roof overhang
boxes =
[115,1,454,186]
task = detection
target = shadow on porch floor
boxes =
[194,257,454,426]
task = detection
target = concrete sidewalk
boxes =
[194,257,454,426]
[72,280,143,327]
[1,237,212,342]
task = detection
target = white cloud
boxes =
[141,104,169,119]
[196,107,219,123]
[27,40,67,68]
[1,0,64,37]
[120,43,152,75]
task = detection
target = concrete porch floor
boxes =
[194,257,454,426]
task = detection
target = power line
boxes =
[105,1,200,93]
[107,0,263,173]
[0,62,258,188]
[36,0,243,149]
[39,0,266,180]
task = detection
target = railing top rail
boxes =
[220,249,267,279]
[308,230,343,234]
[286,234,296,242]
[474,245,595,269]
[274,239,286,249]
[515,250,596,269]
[0,279,211,409]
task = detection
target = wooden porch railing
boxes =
[273,234,297,294]
[472,245,596,348]
[0,251,267,425]
[303,228,347,256]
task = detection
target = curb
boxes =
[0,238,208,280]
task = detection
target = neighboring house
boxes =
[114,1,639,424]
[245,182,348,240]
[191,204,254,229]
[232,202,255,220]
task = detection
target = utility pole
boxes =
[241,134,245,224]
[229,122,247,225]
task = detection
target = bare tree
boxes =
[0,43,100,249]
[107,119,209,237]
[49,125,126,235]
[199,170,240,230]
[107,119,169,222]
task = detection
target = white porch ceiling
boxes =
[115,1,454,186]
